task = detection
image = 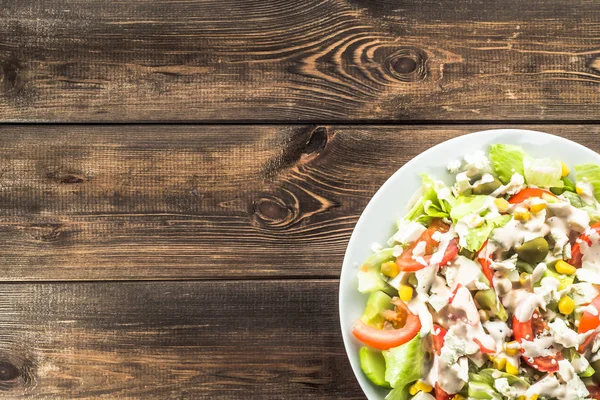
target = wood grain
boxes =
[0,279,361,399]
[2,0,600,121]
[0,124,600,281]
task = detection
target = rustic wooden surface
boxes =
[2,0,600,398]
[2,0,600,121]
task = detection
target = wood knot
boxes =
[251,196,297,229]
[385,48,427,82]
[45,171,86,184]
[27,223,65,242]
[300,126,331,164]
[0,362,19,382]
[0,59,23,93]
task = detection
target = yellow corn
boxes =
[514,209,531,222]
[399,285,414,302]
[493,356,506,370]
[494,197,510,213]
[415,381,432,393]
[559,295,575,315]
[409,383,418,396]
[505,341,520,356]
[519,272,530,286]
[577,185,584,196]
[561,162,570,177]
[381,261,399,278]
[529,202,547,214]
[506,361,519,375]
[555,260,576,275]
[528,395,539,400]
[452,396,466,400]
[517,396,525,400]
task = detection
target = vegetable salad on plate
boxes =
[353,144,600,400]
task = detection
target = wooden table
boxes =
[1,1,600,398]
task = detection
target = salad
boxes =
[352,144,600,400]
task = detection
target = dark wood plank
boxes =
[1,124,600,281]
[0,280,361,399]
[2,0,600,121]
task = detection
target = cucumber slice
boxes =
[359,347,391,388]
[361,291,393,327]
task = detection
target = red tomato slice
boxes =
[352,300,421,350]
[587,386,600,400]
[434,383,451,400]
[570,222,600,267]
[432,324,447,356]
[396,240,459,272]
[578,295,600,352]
[512,313,562,372]
[508,188,556,204]
[477,240,494,284]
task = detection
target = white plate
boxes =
[339,129,600,399]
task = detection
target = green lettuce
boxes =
[562,191,600,223]
[468,369,529,399]
[405,174,454,224]
[383,335,424,400]
[463,215,511,252]
[357,248,394,294]
[524,158,563,189]
[450,195,488,223]
[575,163,600,200]
[489,144,528,184]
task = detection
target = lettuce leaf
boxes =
[524,158,563,189]
[449,195,488,223]
[383,335,424,398]
[489,144,528,184]
[358,248,394,294]
[575,163,600,201]
[405,174,454,224]
[468,369,529,400]
[562,191,600,223]
[463,215,511,252]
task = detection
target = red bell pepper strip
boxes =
[570,222,600,267]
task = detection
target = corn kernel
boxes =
[514,209,531,222]
[561,162,570,177]
[493,357,506,370]
[399,285,414,302]
[559,295,575,315]
[528,395,539,400]
[506,361,519,375]
[494,197,510,213]
[555,260,576,275]
[505,341,520,356]
[409,383,418,396]
[414,381,432,393]
[381,261,399,278]
[519,272,530,286]
[453,396,466,400]
[517,396,525,400]
[529,202,547,214]
[577,186,584,196]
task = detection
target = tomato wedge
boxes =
[432,324,447,356]
[477,240,495,284]
[578,295,600,353]
[512,312,562,372]
[570,222,600,267]
[587,386,600,400]
[396,219,459,272]
[352,299,421,350]
[508,188,556,204]
[434,384,451,400]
